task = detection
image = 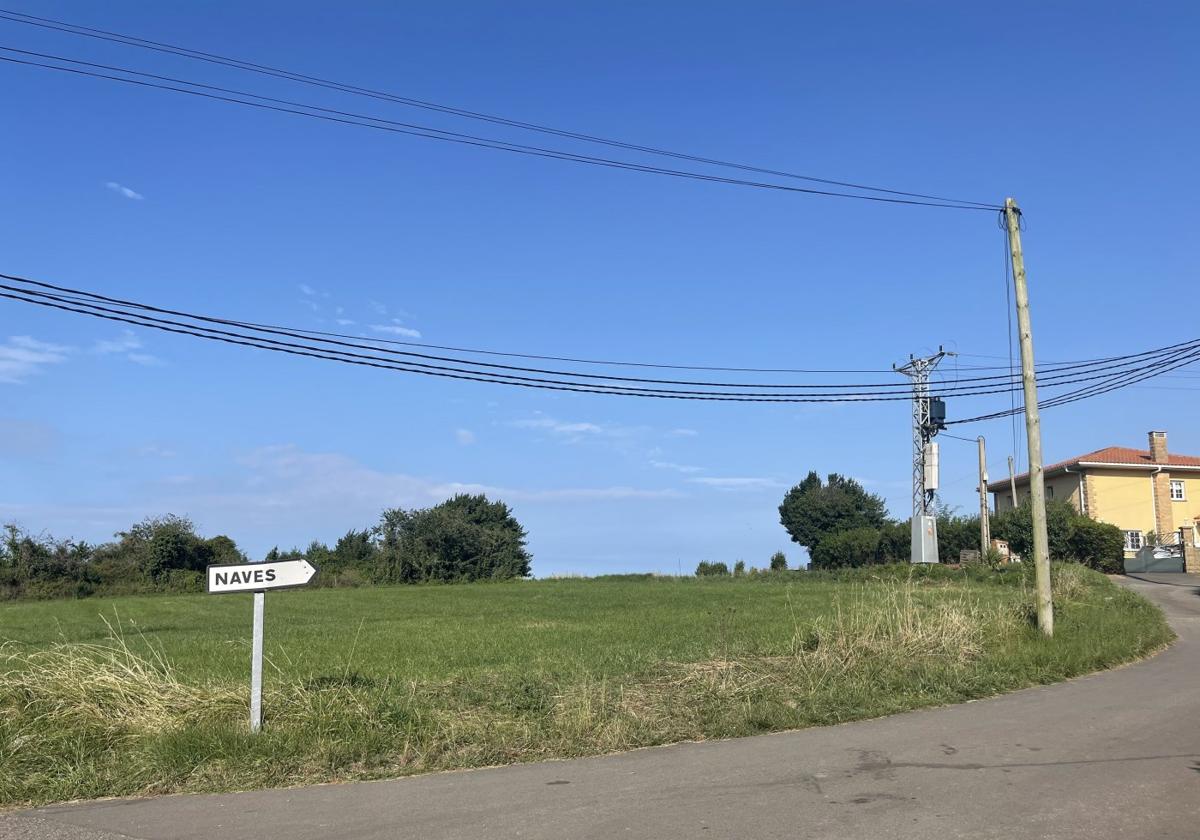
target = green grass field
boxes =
[0,566,1173,807]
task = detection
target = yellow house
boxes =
[988,431,1200,559]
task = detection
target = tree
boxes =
[769,551,788,572]
[778,472,888,555]
[733,560,746,577]
[330,529,375,576]
[807,527,883,570]
[695,561,730,576]
[374,494,531,584]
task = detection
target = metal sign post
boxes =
[206,559,318,732]
[250,590,265,732]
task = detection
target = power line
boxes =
[0,8,999,210]
[0,50,999,212]
[50,280,1192,379]
[16,286,1177,404]
[5,273,1196,399]
[0,291,965,403]
[948,343,1200,425]
[3,276,1194,409]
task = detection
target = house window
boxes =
[1124,531,1143,551]
[1170,479,1185,501]
[1046,485,1054,498]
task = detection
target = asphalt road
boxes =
[6,574,1199,840]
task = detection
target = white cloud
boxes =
[135,443,176,458]
[651,460,705,474]
[91,331,164,367]
[212,445,679,518]
[511,414,649,455]
[689,476,784,491]
[0,336,71,383]
[105,181,144,200]
[0,446,682,562]
[509,486,681,501]
[299,283,317,296]
[370,324,422,338]
[515,417,606,436]
[669,428,699,437]
[335,318,356,326]
[92,331,141,355]
[455,428,476,445]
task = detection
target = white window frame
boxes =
[1124,530,1143,551]
[1170,479,1185,501]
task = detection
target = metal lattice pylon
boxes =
[894,350,948,563]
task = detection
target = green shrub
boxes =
[695,561,730,576]
[808,527,883,570]
[993,500,1125,573]
[936,512,980,562]
[992,499,1076,559]
[769,551,787,571]
[877,520,910,564]
[1067,518,1125,573]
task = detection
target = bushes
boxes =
[993,500,1124,572]
[799,499,1122,573]
[808,527,883,570]
[695,561,730,576]
[2,493,533,601]
[769,551,788,572]
[936,512,981,562]
[0,518,242,601]
[374,495,531,584]
[1065,517,1125,573]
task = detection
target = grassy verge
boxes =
[0,564,1172,807]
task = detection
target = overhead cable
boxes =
[0,8,999,209]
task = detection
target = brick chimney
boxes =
[1149,430,1169,463]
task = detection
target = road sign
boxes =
[206,558,319,733]
[206,559,318,594]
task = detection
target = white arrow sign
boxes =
[206,559,318,594]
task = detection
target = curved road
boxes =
[7,574,1200,839]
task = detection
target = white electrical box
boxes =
[923,442,940,491]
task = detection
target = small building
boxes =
[987,431,1200,562]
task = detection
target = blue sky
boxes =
[2,2,1197,573]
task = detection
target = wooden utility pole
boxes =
[1004,197,1053,636]
[1008,455,1018,507]
[978,436,991,560]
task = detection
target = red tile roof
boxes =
[986,446,1200,491]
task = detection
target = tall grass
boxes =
[0,566,1171,807]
